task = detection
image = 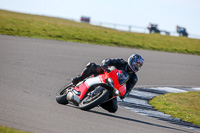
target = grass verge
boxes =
[0,125,30,133]
[149,91,200,126]
[0,9,200,55]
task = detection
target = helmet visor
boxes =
[134,62,143,72]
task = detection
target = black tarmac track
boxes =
[0,35,200,133]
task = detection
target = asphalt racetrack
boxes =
[0,35,200,133]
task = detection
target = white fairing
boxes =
[85,76,102,87]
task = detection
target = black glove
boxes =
[101,64,108,69]
[101,64,109,72]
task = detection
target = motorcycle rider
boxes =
[176,25,188,37]
[72,54,144,113]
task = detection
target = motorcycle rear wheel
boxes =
[56,83,73,104]
[79,86,109,111]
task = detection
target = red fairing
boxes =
[74,69,127,100]
[99,69,127,97]
[74,83,88,100]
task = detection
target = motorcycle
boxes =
[56,68,129,111]
[147,23,160,34]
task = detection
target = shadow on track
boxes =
[88,110,193,133]
[59,103,194,133]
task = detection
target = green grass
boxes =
[0,9,200,55]
[149,91,200,126]
[0,125,30,133]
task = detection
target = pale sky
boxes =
[0,0,200,38]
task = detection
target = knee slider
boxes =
[86,62,97,70]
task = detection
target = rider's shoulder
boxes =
[102,58,127,64]
[117,58,127,63]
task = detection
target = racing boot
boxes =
[72,75,84,86]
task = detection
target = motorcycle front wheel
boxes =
[79,86,109,111]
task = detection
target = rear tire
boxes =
[56,83,73,104]
[79,86,109,111]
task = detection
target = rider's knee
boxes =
[108,106,118,113]
[86,62,96,69]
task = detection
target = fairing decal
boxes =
[85,76,102,87]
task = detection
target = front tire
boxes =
[56,83,73,104]
[79,86,109,111]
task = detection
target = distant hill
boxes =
[0,9,200,55]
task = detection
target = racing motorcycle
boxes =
[56,68,129,111]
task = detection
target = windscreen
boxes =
[117,70,129,85]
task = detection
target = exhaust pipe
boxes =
[66,91,81,106]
